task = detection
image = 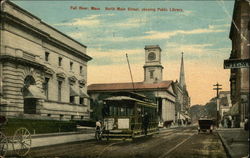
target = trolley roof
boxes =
[104,92,157,108]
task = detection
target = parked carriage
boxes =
[99,92,158,140]
[0,115,31,157]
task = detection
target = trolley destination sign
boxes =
[224,58,250,69]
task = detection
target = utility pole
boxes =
[213,82,222,128]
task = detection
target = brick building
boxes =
[225,0,249,127]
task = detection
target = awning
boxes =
[80,89,89,98]
[23,85,46,99]
[228,102,240,116]
[70,86,79,96]
[184,114,191,120]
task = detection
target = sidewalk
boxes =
[217,128,249,158]
[9,127,95,152]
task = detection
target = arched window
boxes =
[23,75,37,114]
[24,75,36,87]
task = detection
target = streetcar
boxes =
[101,92,158,140]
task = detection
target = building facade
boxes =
[0,1,92,120]
[88,45,176,126]
[218,91,232,119]
[225,0,249,127]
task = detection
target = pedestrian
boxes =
[143,112,149,135]
[244,118,249,131]
[224,119,227,128]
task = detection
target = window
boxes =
[60,114,64,120]
[80,66,83,75]
[81,116,84,120]
[43,78,49,100]
[79,97,84,105]
[109,106,114,116]
[45,52,49,62]
[47,114,51,117]
[70,96,75,103]
[58,81,62,101]
[71,115,74,120]
[150,70,154,79]
[58,57,62,66]
[70,62,73,71]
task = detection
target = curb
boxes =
[217,131,232,158]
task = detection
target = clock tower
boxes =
[143,45,164,83]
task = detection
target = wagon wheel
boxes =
[12,128,31,156]
[0,132,8,157]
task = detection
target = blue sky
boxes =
[13,0,235,105]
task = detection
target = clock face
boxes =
[148,52,156,60]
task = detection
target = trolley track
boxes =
[22,126,226,158]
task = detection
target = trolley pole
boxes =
[213,82,222,128]
[126,54,135,91]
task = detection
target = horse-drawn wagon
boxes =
[0,115,31,157]
[198,119,214,133]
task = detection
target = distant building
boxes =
[88,45,176,126]
[218,91,232,119]
[0,1,92,120]
[173,53,191,125]
[225,0,249,127]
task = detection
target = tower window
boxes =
[150,70,154,79]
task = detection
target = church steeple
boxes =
[179,52,186,89]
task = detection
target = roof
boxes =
[104,96,140,102]
[88,80,173,92]
[219,91,230,95]
[144,45,161,51]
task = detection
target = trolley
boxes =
[100,92,158,141]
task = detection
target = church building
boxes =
[88,45,176,126]
[173,53,191,125]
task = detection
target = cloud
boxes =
[89,48,142,57]
[113,17,148,28]
[164,42,230,63]
[87,48,144,65]
[53,14,115,27]
[54,17,100,27]
[143,27,225,40]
